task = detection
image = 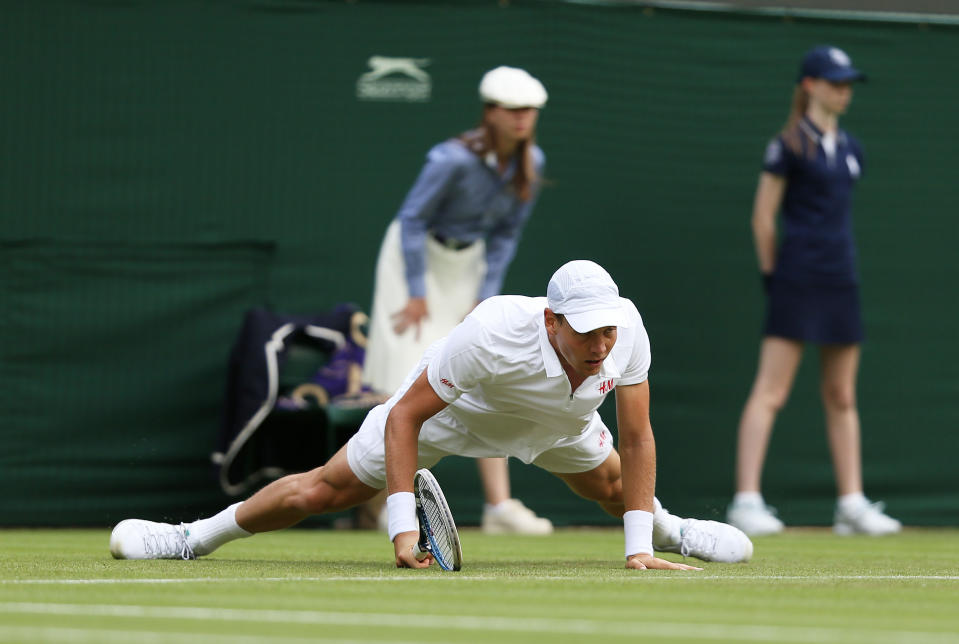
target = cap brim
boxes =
[564,307,629,333]
[485,98,546,109]
[821,68,867,82]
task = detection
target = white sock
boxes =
[186,502,253,556]
[652,496,682,545]
[837,492,868,513]
[733,491,765,507]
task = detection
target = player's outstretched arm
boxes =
[616,382,702,572]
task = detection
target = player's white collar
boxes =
[538,321,565,378]
[597,354,621,379]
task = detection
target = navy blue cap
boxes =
[798,46,866,83]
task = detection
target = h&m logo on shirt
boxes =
[598,379,615,394]
[440,378,455,389]
[598,429,611,449]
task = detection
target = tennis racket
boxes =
[412,468,463,571]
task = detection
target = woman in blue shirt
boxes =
[363,66,552,534]
[726,46,901,537]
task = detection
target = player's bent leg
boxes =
[552,450,625,517]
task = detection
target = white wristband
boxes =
[624,509,654,558]
[386,492,418,543]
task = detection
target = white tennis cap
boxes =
[479,66,548,109]
[547,260,629,333]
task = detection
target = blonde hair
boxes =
[780,85,817,160]
[457,108,539,202]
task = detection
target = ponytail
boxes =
[780,85,816,160]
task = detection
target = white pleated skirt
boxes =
[362,219,485,395]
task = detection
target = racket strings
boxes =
[420,488,457,565]
[414,469,463,571]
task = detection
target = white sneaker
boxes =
[654,513,753,563]
[834,500,902,536]
[727,500,785,537]
[481,499,553,535]
[110,519,196,560]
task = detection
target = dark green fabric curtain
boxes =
[1,1,956,525]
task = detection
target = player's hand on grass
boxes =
[626,553,702,571]
[392,298,429,340]
[393,530,433,569]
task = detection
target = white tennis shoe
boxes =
[110,519,196,560]
[727,499,786,537]
[653,505,753,563]
[481,499,553,535]
[834,499,902,536]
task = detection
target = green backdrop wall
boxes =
[1,0,956,527]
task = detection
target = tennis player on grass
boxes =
[111,260,752,570]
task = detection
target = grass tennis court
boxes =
[2,527,957,643]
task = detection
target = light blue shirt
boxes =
[397,140,545,300]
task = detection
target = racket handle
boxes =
[413,542,430,561]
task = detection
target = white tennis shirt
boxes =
[420,295,651,463]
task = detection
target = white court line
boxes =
[0,626,412,644]
[2,574,959,584]
[1,602,958,644]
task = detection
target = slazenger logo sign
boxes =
[356,56,431,103]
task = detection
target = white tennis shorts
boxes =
[346,399,615,489]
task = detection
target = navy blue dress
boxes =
[762,116,865,344]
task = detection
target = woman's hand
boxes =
[392,298,429,339]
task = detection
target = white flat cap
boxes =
[479,66,548,109]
